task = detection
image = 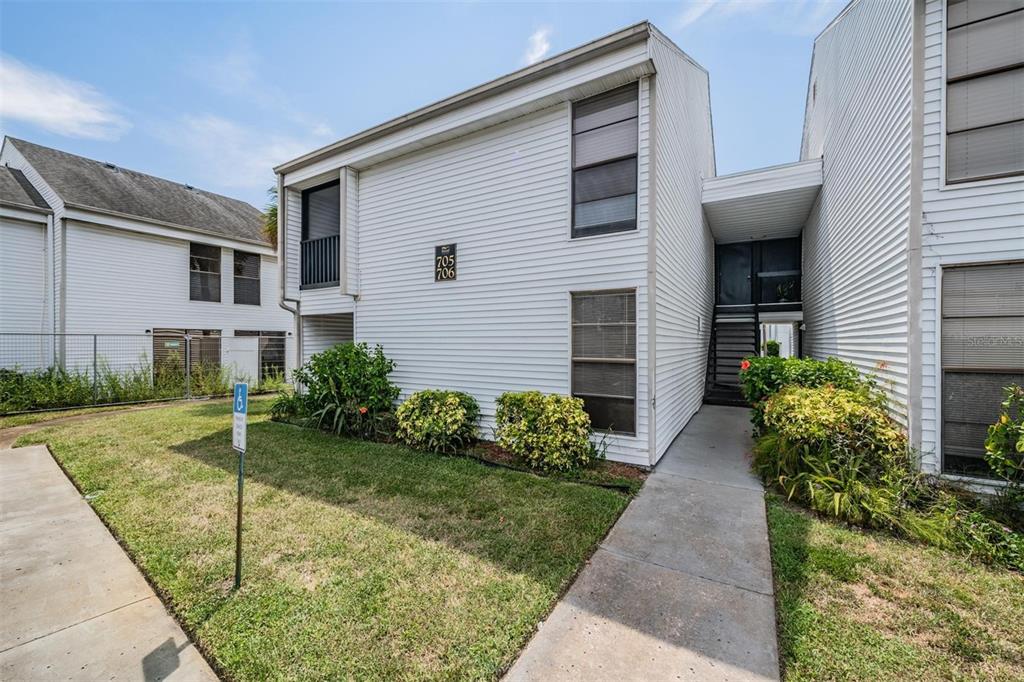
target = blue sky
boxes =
[0,1,846,207]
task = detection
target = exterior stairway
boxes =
[704,307,757,406]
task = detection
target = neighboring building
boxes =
[0,137,295,385]
[275,23,715,466]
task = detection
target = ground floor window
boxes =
[571,290,636,435]
[152,328,222,384]
[941,262,1024,476]
[235,330,287,382]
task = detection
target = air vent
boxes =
[185,184,195,190]
[103,162,117,171]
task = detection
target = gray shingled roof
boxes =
[0,165,51,212]
[8,138,270,245]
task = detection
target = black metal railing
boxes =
[301,235,339,289]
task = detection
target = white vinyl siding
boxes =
[355,101,651,465]
[302,314,354,364]
[0,216,50,369]
[63,221,292,338]
[649,32,717,463]
[800,0,914,423]
[920,0,1024,474]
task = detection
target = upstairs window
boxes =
[572,84,639,238]
[301,180,341,288]
[945,0,1024,182]
[189,243,221,302]
[571,290,637,435]
[233,250,261,305]
[302,180,340,241]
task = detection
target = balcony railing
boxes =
[301,235,339,289]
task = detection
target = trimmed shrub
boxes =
[740,355,871,430]
[764,339,781,357]
[396,390,479,454]
[496,391,593,472]
[985,384,1024,525]
[293,342,399,437]
[754,385,910,527]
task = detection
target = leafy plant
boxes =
[396,390,479,454]
[764,339,781,357]
[985,384,1024,521]
[495,391,594,472]
[739,355,872,430]
[292,342,399,437]
[270,391,305,421]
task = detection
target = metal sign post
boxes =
[232,383,248,590]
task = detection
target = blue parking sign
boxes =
[232,383,248,452]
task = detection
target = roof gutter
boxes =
[274,21,651,176]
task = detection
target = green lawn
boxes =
[17,398,628,680]
[767,494,1024,681]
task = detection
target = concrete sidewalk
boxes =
[506,405,779,681]
[0,445,217,681]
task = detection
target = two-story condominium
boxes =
[275,24,715,466]
[0,137,295,383]
[276,6,1020,475]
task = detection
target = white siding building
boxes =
[0,137,295,385]
[276,23,714,466]
[757,0,1022,478]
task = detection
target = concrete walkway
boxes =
[506,405,779,681]
[0,445,217,681]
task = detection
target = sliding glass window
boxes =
[945,0,1024,182]
[572,84,639,238]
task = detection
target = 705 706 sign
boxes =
[435,243,457,282]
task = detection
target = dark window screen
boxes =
[571,290,637,434]
[572,84,639,238]
[233,251,261,305]
[189,243,221,302]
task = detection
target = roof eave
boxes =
[63,201,273,249]
[274,21,652,175]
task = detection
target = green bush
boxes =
[495,391,594,472]
[754,385,911,527]
[395,390,479,454]
[292,342,399,437]
[740,355,871,430]
[764,339,780,357]
[985,384,1024,520]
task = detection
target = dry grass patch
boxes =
[768,494,1024,681]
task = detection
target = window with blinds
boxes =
[945,0,1024,182]
[189,243,221,302]
[235,330,286,382]
[571,290,637,434]
[941,261,1024,476]
[233,250,261,305]
[572,84,639,238]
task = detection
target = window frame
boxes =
[570,83,641,240]
[188,242,221,303]
[232,250,261,306]
[938,260,1024,478]
[942,1,1024,185]
[569,288,638,436]
[301,179,341,242]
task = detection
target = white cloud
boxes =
[523,26,552,66]
[0,54,130,140]
[675,0,842,36]
[165,114,332,192]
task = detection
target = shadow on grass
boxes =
[169,420,628,592]
[764,494,815,679]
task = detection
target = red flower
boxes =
[740,360,751,371]
[358,406,368,415]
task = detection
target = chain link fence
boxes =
[1,332,291,415]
